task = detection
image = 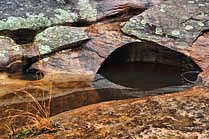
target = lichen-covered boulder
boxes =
[0,0,96,31]
[31,22,138,80]
[122,0,209,86]
[0,2,75,31]
[0,0,163,32]
[122,0,209,50]
[34,26,89,55]
[1,1,209,138]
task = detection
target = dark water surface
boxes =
[98,62,198,90]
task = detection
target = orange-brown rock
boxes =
[32,87,209,139]
[0,0,209,138]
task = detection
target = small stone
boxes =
[185,25,194,30]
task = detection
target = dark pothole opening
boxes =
[0,29,39,44]
[8,69,44,81]
[97,42,202,90]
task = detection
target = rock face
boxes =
[0,0,161,31]
[32,22,138,80]
[34,26,89,55]
[0,0,89,30]
[122,0,209,50]
[0,0,209,138]
[122,0,209,85]
[0,36,23,72]
[0,0,161,75]
[39,87,209,139]
[0,0,208,84]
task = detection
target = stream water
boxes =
[98,62,199,90]
[0,62,200,117]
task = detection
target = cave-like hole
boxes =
[0,29,38,44]
[97,42,202,90]
[8,69,44,81]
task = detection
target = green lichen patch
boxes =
[185,25,194,30]
[0,9,78,31]
[0,14,52,31]
[140,19,147,26]
[77,0,97,22]
[34,26,89,55]
[160,4,166,12]
[122,0,209,49]
[171,30,181,36]
[155,27,163,35]
[197,22,204,27]
[39,45,52,55]
[0,0,99,31]
[53,9,78,24]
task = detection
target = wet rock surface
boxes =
[122,0,209,86]
[0,0,209,138]
[37,87,209,139]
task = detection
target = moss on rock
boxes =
[35,26,89,55]
[0,10,78,31]
[77,0,97,22]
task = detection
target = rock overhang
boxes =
[0,0,208,103]
[0,0,161,32]
[0,1,209,136]
[121,0,209,86]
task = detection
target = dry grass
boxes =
[0,71,59,138]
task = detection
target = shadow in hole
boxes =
[49,41,202,115]
[97,62,200,90]
[8,69,44,81]
[0,29,40,44]
[96,41,202,91]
